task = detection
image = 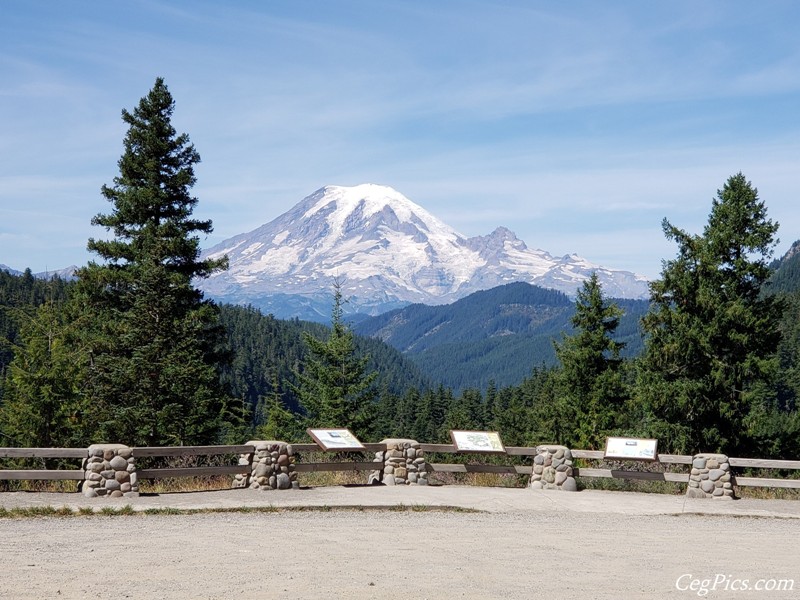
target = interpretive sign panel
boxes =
[307,428,365,451]
[604,437,658,461]
[450,430,506,453]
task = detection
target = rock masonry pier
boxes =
[529,445,577,491]
[233,441,297,491]
[686,453,735,499]
[81,444,139,498]
[370,439,428,486]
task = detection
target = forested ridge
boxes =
[354,282,649,390]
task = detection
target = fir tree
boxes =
[294,282,377,438]
[74,78,230,446]
[553,273,628,449]
[637,173,783,454]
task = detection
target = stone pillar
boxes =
[529,445,577,491]
[81,444,138,498]
[236,441,297,491]
[686,453,735,499]
[369,439,428,486]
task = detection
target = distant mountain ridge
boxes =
[200,184,649,320]
[354,281,649,391]
[0,264,78,280]
[768,239,800,295]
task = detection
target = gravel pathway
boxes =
[1,509,798,599]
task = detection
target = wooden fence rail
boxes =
[2,444,799,491]
[132,445,254,458]
[0,448,87,459]
[0,448,87,482]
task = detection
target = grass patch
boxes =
[576,477,686,495]
[0,480,80,493]
[0,503,481,519]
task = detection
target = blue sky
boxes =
[2,1,799,279]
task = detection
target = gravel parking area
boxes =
[1,505,799,599]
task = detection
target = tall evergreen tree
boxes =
[637,173,783,454]
[553,273,628,449]
[74,78,230,446]
[294,282,377,438]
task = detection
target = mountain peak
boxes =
[301,184,455,241]
[200,184,650,319]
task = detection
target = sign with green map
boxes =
[307,428,365,451]
[450,430,506,453]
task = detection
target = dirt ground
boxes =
[1,509,798,599]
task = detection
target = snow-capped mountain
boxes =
[200,184,649,319]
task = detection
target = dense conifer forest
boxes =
[2,241,799,457]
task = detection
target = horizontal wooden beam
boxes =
[0,469,84,480]
[0,448,87,459]
[574,468,689,483]
[504,446,538,456]
[733,476,800,489]
[359,444,387,453]
[429,463,531,475]
[291,443,386,453]
[419,444,457,453]
[290,444,321,453]
[571,450,605,459]
[570,450,693,464]
[729,458,800,470]
[137,465,249,479]
[132,445,254,457]
[294,462,379,472]
[657,454,694,465]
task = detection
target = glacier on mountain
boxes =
[199,183,649,318]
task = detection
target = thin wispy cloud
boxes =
[1,0,798,280]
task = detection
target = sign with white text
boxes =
[604,437,658,461]
[307,428,365,451]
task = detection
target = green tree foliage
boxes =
[753,291,800,458]
[508,367,559,446]
[294,284,377,438]
[411,385,453,443]
[0,302,89,448]
[637,173,784,454]
[0,269,71,383]
[218,305,320,418]
[255,369,303,441]
[553,273,628,449]
[767,240,800,295]
[73,78,230,446]
[777,292,800,413]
